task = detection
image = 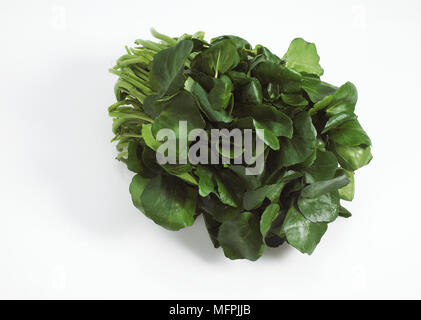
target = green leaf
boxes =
[333,143,373,171]
[214,171,240,207]
[151,91,205,137]
[298,191,340,223]
[329,120,371,146]
[141,174,197,230]
[253,119,279,150]
[243,185,271,210]
[337,169,355,201]
[192,39,240,76]
[305,150,338,183]
[283,38,324,76]
[301,175,350,198]
[278,112,316,166]
[240,78,263,105]
[150,40,193,96]
[260,204,280,240]
[252,61,302,93]
[302,74,337,103]
[211,35,251,50]
[236,105,293,138]
[185,77,233,123]
[322,112,357,133]
[282,204,327,254]
[126,141,143,173]
[129,174,151,212]
[203,213,221,248]
[196,166,215,197]
[243,171,301,210]
[310,82,357,116]
[199,196,240,223]
[281,93,308,107]
[218,212,264,260]
[255,45,282,64]
[208,75,233,110]
[141,124,161,151]
[339,205,352,218]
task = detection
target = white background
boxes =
[1,0,421,299]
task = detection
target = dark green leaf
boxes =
[322,112,357,133]
[195,166,215,197]
[252,61,302,93]
[301,175,350,198]
[192,39,240,76]
[240,78,263,105]
[185,77,233,123]
[298,191,340,223]
[260,204,280,240]
[141,174,197,230]
[218,212,264,261]
[339,205,352,218]
[129,174,151,212]
[310,82,357,116]
[302,74,337,103]
[329,120,371,146]
[152,91,205,137]
[208,75,233,110]
[278,112,316,166]
[199,195,240,223]
[333,142,373,171]
[281,93,308,107]
[305,150,338,183]
[150,40,193,96]
[282,204,327,254]
[337,169,355,201]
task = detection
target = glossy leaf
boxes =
[218,212,264,260]
[278,112,317,166]
[298,191,340,223]
[252,61,302,93]
[152,91,205,137]
[260,204,280,240]
[305,150,338,183]
[301,175,350,198]
[302,74,337,103]
[322,112,357,133]
[208,75,233,110]
[129,174,151,212]
[141,174,197,230]
[310,82,358,116]
[337,169,355,201]
[282,204,327,254]
[150,40,193,96]
[333,143,373,171]
[329,120,371,146]
[192,39,240,76]
[185,77,233,123]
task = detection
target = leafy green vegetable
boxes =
[217,212,264,261]
[140,174,197,231]
[283,38,324,76]
[108,29,373,260]
[150,40,193,96]
[281,204,328,254]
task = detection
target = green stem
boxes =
[109,110,154,123]
[214,50,221,78]
[109,68,152,95]
[150,28,177,46]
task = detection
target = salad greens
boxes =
[108,29,372,261]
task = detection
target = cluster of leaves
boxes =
[108,29,372,261]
